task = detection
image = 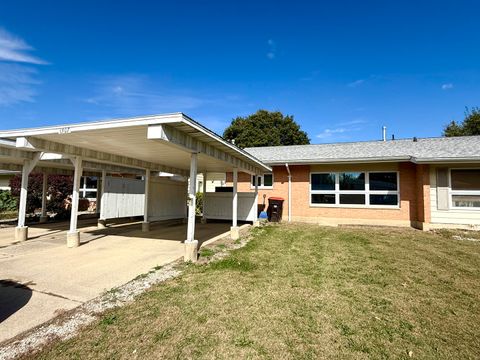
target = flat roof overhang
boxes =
[0,113,271,176]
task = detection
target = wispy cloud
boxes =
[347,79,365,88]
[441,83,453,90]
[85,75,204,112]
[316,118,367,142]
[0,28,47,65]
[0,28,47,106]
[266,39,276,59]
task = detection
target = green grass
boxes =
[29,224,480,359]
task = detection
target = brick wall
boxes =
[227,162,430,226]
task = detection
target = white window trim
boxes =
[448,168,480,211]
[309,171,400,209]
[80,176,98,201]
[250,173,274,190]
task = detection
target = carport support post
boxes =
[67,156,83,248]
[253,173,260,227]
[142,169,150,232]
[185,153,198,262]
[97,170,107,228]
[231,167,240,240]
[15,163,31,241]
[15,154,41,242]
[39,173,48,223]
[201,172,207,224]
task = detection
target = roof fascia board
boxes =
[261,156,412,166]
[0,113,183,138]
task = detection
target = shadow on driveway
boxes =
[0,280,33,323]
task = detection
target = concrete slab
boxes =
[0,220,231,343]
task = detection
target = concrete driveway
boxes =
[0,219,231,343]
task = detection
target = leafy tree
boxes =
[223,110,310,148]
[10,173,74,219]
[443,107,480,137]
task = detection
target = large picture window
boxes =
[310,171,399,207]
[251,173,274,189]
[450,169,480,209]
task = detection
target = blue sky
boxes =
[0,1,479,143]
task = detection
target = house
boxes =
[228,136,480,230]
[0,170,18,191]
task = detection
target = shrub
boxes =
[10,173,74,218]
[196,191,203,215]
[0,190,17,212]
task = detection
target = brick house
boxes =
[227,136,480,230]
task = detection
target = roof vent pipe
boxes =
[382,126,387,141]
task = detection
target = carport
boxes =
[0,113,270,262]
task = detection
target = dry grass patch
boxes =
[27,224,480,359]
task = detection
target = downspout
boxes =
[285,163,291,222]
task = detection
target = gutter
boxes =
[285,163,291,222]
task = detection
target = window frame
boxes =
[80,176,98,201]
[309,171,400,209]
[250,173,274,189]
[448,168,480,211]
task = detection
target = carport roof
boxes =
[0,113,271,175]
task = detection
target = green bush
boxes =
[0,190,17,212]
[196,191,203,216]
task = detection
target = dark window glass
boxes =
[369,172,397,191]
[451,170,480,191]
[85,191,97,199]
[251,176,261,187]
[85,177,97,189]
[263,174,273,187]
[339,194,365,204]
[311,193,336,204]
[339,172,365,190]
[311,173,335,191]
[452,195,480,208]
[369,194,398,206]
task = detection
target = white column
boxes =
[185,153,198,262]
[142,169,150,232]
[39,173,48,223]
[15,161,31,241]
[231,167,239,239]
[97,170,107,228]
[253,172,260,226]
[201,172,207,224]
[67,156,82,248]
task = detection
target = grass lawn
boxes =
[30,224,480,359]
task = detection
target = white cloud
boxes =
[316,127,348,139]
[84,75,207,115]
[266,39,276,59]
[441,83,453,90]
[347,79,365,88]
[0,28,47,65]
[316,118,366,141]
[0,28,47,106]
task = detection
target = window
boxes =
[310,171,399,207]
[450,169,480,209]
[80,176,98,200]
[251,173,274,189]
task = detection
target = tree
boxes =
[223,110,310,148]
[443,107,480,137]
[10,173,74,219]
